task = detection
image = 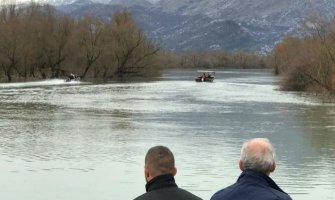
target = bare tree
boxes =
[111,11,160,77]
[74,16,105,79]
[0,4,162,82]
[0,4,21,82]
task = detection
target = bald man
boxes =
[134,145,202,200]
[211,138,292,200]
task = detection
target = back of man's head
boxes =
[145,145,176,177]
[240,138,276,175]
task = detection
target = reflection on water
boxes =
[301,106,335,151]
[0,69,334,200]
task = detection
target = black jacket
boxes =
[134,174,202,200]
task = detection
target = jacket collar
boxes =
[238,169,286,193]
[145,174,178,192]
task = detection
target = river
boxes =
[0,69,334,200]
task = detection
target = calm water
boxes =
[0,69,334,200]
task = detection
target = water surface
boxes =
[0,69,334,200]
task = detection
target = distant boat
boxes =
[195,70,215,82]
[65,73,80,82]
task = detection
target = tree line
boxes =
[157,50,267,69]
[0,3,271,83]
[268,16,335,95]
[0,3,161,82]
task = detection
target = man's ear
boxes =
[172,167,177,176]
[144,165,150,180]
[239,160,244,171]
[270,162,276,173]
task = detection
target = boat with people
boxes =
[195,70,215,82]
[65,73,80,82]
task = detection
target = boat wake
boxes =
[0,79,83,89]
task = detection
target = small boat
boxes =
[65,73,80,82]
[195,70,215,82]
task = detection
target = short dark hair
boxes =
[145,145,175,176]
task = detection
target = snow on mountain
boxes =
[21,0,335,52]
[155,0,335,21]
[153,0,335,49]
[154,0,335,32]
[13,0,154,6]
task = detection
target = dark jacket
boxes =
[134,174,202,200]
[210,170,292,200]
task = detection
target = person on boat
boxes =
[134,145,202,200]
[201,73,206,81]
[210,138,292,200]
[68,73,75,80]
[67,73,80,81]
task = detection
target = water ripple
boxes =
[0,70,334,200]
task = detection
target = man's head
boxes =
[144,145,177,182]
[239,138,276,175]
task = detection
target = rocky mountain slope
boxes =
[53,0,335,53]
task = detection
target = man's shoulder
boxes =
[210,183,292,200]
[210,184,236,200]
[269,188,292,200]
[134,187,202,200]
[176,187,203,200]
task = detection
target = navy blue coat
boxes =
[134,174,202,200]
[211,170,292,200]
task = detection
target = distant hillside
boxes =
[57,3,257,52]
[53,0,335,53]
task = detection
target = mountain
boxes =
[57,2,256,52]
[153,0,335,52]
[52,0,335,53]
[56,2,258,52]
[34,0,154,6]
